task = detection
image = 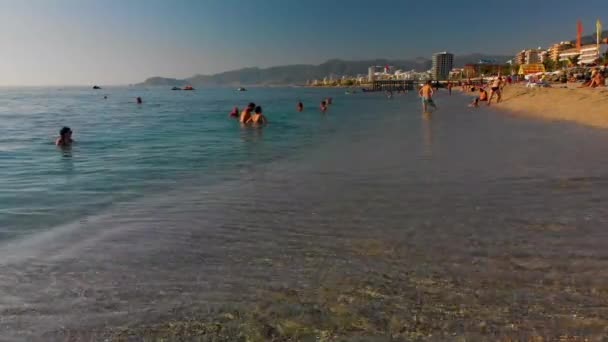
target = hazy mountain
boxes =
[573,30,608,45]
[137,54,511,87]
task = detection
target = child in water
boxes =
[55,126,74,147]
[229,106,239,118]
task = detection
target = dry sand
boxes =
[495,85,608,128]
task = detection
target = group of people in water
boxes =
[227,97,334,125]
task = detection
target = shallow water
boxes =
[2,88,608,340]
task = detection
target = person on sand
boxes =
[240,102,255,123]
[55,126,74,147]
[297,101,304,112]
[487,77,502,105]
[418,80,437,113]
[229,106,239,118]
[589,71,605,88]
[320,101,328,113]
[470,88,488,107]
[447,82,453,96]
[246,106,267,125]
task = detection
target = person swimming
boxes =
[240,102,255,123]
[246,106,267,125]
[229,106,239,118]
[297,101,303,112]
[320,101,327,113]
[55,126,74,147]
[137,97,143,104]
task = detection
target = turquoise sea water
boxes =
[4,87,608,339]
[1,87,388,238]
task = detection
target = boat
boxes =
[183,85,195,91]
[92,85,101,90]
[171,86,182,90]
[237,87,247,92]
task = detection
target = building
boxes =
[515,50,526,65]
[579,44,600,65]
[524,49,541,64]
[550,42,573,62]
[559,48,581,63]
[368,66,376,82]
[431,52,454,80]
[539,50,549,63]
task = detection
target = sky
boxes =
[0,0,607,85]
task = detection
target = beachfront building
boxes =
[539,50,549,63]
[368,66,376,82]
[550,42,573,62]
[431,52,454,80]
[524,49,541,64]
[579,44,601,65]
[515,50,526,65]
[559,48,581,64]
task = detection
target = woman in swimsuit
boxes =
[246,106,267,125]
[55,126,74,147]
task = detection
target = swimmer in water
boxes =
[246,106,267,125]
[55,126,74,147]
[136,97,143,104]
[229,106,239,118]
[240,102,255,123]
[103,95,108,100]
[320,101,327,113]
[326,97,333,105]
[297,101,303,112]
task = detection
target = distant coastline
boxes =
[136,54,511,88]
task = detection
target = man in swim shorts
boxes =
[418,80,437,112]
[487,77,502,105]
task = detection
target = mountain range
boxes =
[137,54,512,87]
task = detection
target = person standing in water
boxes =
[240,102,255,123]
[326,97,332,105]
[55,126,74,147]
[320,101,328,113]
[246,106,268,125]
[418,81,437,113]
[136,97,143,104]
[297,101,304,112]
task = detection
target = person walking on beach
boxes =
[418,80,437,113]
[297,101,304,112]
[240,102,255,123]
[447,82,453,96]
[487,77,502,105]
[56,126,74,147]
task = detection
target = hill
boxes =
[137,54,512,87]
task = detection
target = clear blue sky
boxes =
[0,0,606,85]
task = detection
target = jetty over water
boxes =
[371,80,415,91]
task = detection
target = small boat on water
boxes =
[92,85,102,90]
[237,87,247,92]
[184,85,195,91]
[171,86,182,90]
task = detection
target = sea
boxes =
[2,86,608,340]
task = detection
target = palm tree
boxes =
[567,56,580,67]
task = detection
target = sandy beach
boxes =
[495,85,608,129]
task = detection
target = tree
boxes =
[343,79,355,86]
[543,59,556,72]
[567,56,580,67]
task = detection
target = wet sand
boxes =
[495,85,608,129]
[3,94,608,341]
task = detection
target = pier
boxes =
[371,79,415,91]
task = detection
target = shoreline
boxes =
[485,84,608,129]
